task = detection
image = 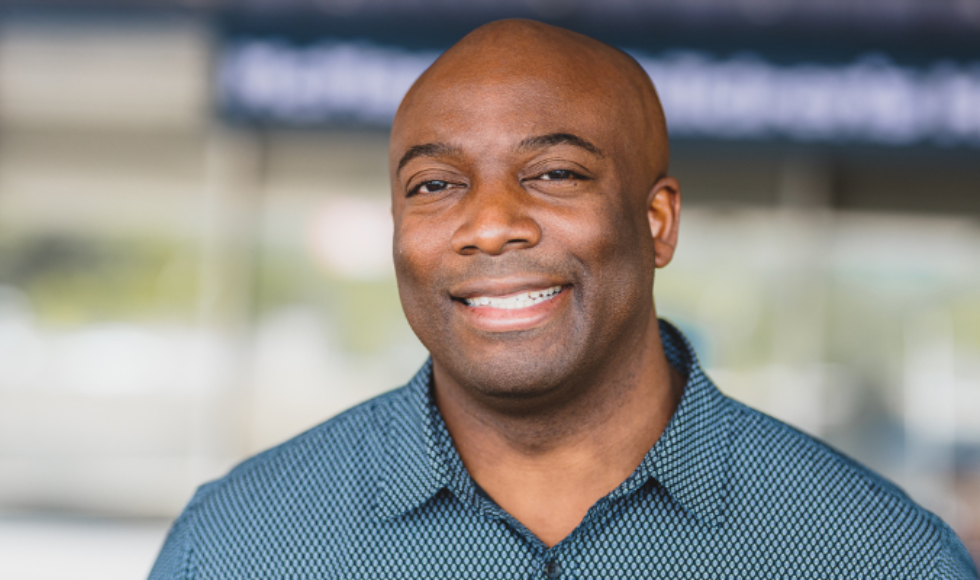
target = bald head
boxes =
[392,19,669,185]
[388,18,681,402]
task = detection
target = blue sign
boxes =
[219,38,980,147]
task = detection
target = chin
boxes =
[438,333,598,403]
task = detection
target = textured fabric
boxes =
[150,320,979,579]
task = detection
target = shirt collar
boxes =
[631,319,734,527]
[375,358,449,520]
[375,319,734,527]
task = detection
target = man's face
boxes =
[390,67,660,399]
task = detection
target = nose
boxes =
[450,180,542,256]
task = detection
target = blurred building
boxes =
[0,1,979,576]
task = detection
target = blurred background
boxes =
[0,0,979,577]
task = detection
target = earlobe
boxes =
[646,177,681,269]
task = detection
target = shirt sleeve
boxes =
[935,524,979,580]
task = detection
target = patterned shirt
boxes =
[150,320,978,579]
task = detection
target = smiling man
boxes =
[150,20,977,579]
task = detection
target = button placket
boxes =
[544,558,562,579]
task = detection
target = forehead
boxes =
[390,65,632,159]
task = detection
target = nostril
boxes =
[449,186,543,255]
[452,222,540,256]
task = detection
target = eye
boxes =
[538,169,580,181]
[408,180,452,197]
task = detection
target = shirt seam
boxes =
[928,525,945,579]
[177,485,209,580]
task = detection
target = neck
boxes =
[432,312,684,547]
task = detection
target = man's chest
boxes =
[189,489,930,579]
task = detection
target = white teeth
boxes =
[464,285,563,309]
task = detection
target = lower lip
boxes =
[454,288,570,333]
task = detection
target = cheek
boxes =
[393,215,445,283]
[552,199,648,274]
[393,215,455,335]
[547,197,653,324]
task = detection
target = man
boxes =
[151,20,977,579]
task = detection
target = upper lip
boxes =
[449,275,568,300]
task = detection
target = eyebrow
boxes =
[517,133,605,157]
[396,132,604,176]
[397,142,463,174]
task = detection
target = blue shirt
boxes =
[150,320,978,579]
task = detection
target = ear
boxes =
[646,176,681,268]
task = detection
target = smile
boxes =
[452,281,571,333]
[464,285,564,309]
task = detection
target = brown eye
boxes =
[539,170,577,181]
[409,180,451,197]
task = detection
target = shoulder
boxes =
[148,386,412,580]
[725,398,978,578]
[726,398,908,501]
[198,386,408,507]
